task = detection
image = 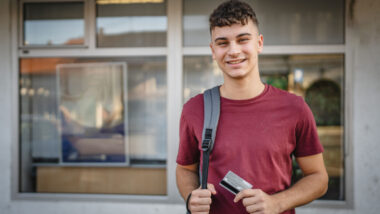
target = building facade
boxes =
[0,0,379,213]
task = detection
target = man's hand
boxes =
[234,189,280,214]
[188,184,217,214]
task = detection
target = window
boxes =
[183,0,346,202]
[183,54,345,201]
[22,2,85,46]
[18,0,168,196]
[183,0,344,46]
[96,0,167,47]
[20,57,167,194]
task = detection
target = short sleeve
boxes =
[176,112,200,165]
[294,100,324,157]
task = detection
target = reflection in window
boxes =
[96,1,167,47]
[183,56,223,101]
[183,0,344,46]
[183,54,345,200]
[19,57,167,194]
[57,63,128,164]
[23,2,84,46]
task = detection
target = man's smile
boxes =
[226,58,246,65]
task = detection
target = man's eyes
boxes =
[217,42,228,46]
[238,38,250,43]
[216,38,250,46]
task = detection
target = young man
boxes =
[176,1,328,213]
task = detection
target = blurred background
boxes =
[0,0,379,213]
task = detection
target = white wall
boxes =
[1,0,380,213]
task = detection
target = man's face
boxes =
[210,20,263,80]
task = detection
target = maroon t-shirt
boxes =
[176,84,323,214]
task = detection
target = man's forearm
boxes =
[176,165,200,200]
[272,171,328,213]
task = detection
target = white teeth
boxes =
[228,59,244,64]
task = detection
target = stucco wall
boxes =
[0,0,13,212]
[0,0,380,213]
[351,0,380,213]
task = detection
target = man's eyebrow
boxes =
[237,33,252,37]
[214,33,252,42]
[214,37,227,42]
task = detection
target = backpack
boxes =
[200,86,221,189]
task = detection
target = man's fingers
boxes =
[234,192,244,203]
[234,189,256,203]
[242,196,264,209]
[190,196,212,205]
[191,204,211,212]
[207,183,217,195]
[245,203,263,213]
[193,189,212,198]
[189,188,213,214]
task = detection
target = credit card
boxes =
[219,171,253,195]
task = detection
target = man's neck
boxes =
[220,75,265,100]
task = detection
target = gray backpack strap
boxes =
[200,86,221,189]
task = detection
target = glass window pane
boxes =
[183,56,223,102]
[19,57,167,194]
[183,54,345,200]
[57,62,128,164]
[23,2,84,46]
[96,1,167,47]
[183,0,344,46]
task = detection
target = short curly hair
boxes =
[209,0,259,33]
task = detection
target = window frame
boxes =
[11,0,353,208]
[19,0,89,49]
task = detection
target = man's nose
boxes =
[227,42,240,57]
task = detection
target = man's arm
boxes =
[176,163,200,200]
[235,153,328,214]
[176,163,217,214]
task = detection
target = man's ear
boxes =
[257,34,264,53]
[210,42,216,60]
